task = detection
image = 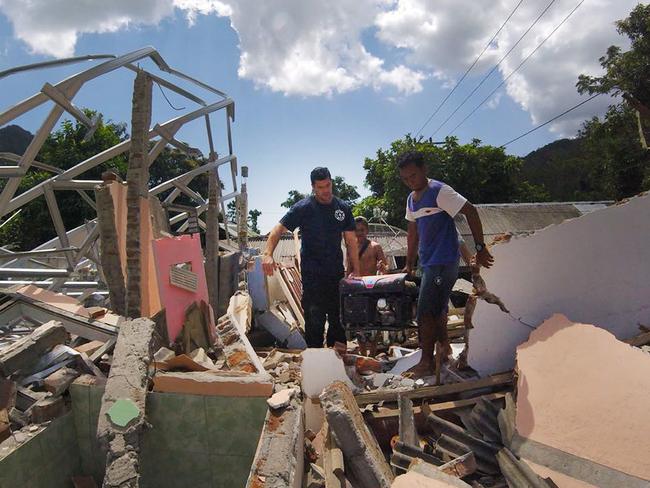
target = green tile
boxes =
[210,453,253,488]
[70,383,91,441]
[145,392,208,453]
[0,448,27,487]
[40,413,79,461]
[88,386,104,435]
[205,397,267,457]
[141,448,211,488]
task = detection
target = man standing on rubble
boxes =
[398,151,493,377]
[262,167,360,348]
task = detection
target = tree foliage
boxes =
[0,112,214,249]
[357,135,546,227]
[280,175,360,208]
[577,4,650,107]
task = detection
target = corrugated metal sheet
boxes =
[250,202,613,261]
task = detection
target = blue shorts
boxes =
[416,262,459,320]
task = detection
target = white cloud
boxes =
[375,0,637,136]
[0,0,425,97]
[0,0,175,58]
[0,0,637,131]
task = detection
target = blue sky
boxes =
[0,1,635,232]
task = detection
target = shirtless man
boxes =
[348,216,389,276]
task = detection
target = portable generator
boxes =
[339,273,418,343]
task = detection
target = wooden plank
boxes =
[368,392,507,420]
[398,394,418,446]
[356,371,512,406]
[323,420,346,488]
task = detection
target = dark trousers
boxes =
[302,272,346,348]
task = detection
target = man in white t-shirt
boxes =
[399,151,494,377]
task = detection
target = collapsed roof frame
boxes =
[0,46,240,292]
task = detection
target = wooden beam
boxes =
[367,392,507,420]
[398,394,418,446]
[356,371,512,406]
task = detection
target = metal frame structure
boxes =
[0,46,240,294]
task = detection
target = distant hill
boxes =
[0,125,33,155]
[521,137,599,201]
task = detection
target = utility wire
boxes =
[414,0,525,137]
[430,0,558,138]
[156,82,185,111]
[448,0,586,136]
[500,93,601,147]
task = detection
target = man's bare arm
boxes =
[405,221,418,274]
[262,223,289,275]
[375,244,389,274]
[343,231,360,276]
[459,202,494,268]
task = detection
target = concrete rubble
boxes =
[0,69,648,488]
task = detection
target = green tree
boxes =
[358,135,545,227]
[248,209,262,234]
[0,112,213,249]
[577,4,650,107]
[0,114,128,249]
[576,3,650,197]
[579,103,648,199]
[226,200,262,234]
[280,175,360,208]
[280,190,307,209]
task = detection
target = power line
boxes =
[414,0,525,137]
[447,0,586,136]
[430,0,558,138]
[500,93,601,147]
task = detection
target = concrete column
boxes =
[95,179,126,316]
[125,70,152,318]
[205,167,220,310]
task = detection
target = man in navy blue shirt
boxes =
[398,151,494,377]
[263,167,360,348]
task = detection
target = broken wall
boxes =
[513,314,650,486]
[70,381,268,488]
[468,192,650,376]
[0,412,81,488]
[103,181,162,317]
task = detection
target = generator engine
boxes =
[339,273,418,340]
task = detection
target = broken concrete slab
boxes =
[267,387,296,409]
[246,396,304,488]
[30,395,68,423]
[0,320,67,376]
[391,470,471,487]
[96,316,155,488]
[153,371,273,397]
[468,192,650,375]
[320,381,394,488]
[513,313,650,486]
[43,366,81,396]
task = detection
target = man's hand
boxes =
[402,264,414,276]
[476,248,494,269]
[348,268,361,278]
[262,253,276,276]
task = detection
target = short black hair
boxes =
[397,150,426,169]
[354,216,369,228]
[310,166,331,184]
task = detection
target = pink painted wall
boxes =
[152,234,211,342]
[515,313,650,482]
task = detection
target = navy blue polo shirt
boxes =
[280,196,355,277]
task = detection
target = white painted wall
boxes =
[468,192,650,376]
